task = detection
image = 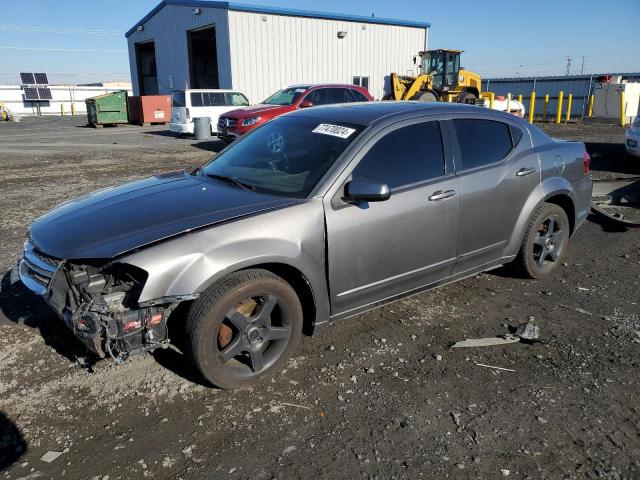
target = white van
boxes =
[170,89,250,135]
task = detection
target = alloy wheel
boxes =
[532,215,565,267]
[215,294,291,377]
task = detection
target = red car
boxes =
[217,84,373,142]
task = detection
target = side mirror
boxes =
[299,100,314,108]
[345,177,390,202]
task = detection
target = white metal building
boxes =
[126,0,430,101]
[0,85,132,117]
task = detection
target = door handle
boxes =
[428,189,456,201]
[516,167,536,177]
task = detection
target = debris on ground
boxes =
[450,411,461,427]
[451,321,539,348]
[40,451,64,463]
[560,305,593,316]
[514,321,540,340]
[474,363,516,372]
[451,335,520,348]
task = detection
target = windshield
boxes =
[421,52,444,90]
[262,86,310,106]
[421,51,460,89]
[422,52,444,76]
[172,90,186,107]
[201,117,365,198]
[634,116,640,127]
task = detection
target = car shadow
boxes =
[140,128,181,138]
[586,142,640,176]
[190,139,229,153]
[0,271,93,367]
[487,264,518,279]
[141,129,228,153]
[588,211,639,233]
[0,412,27,471]
[609,177,640,206]
[151,302,216,388]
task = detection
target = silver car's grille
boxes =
[19,239,60,295]
[218,117,238,129]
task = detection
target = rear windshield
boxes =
[201,116,365,198]
[172,90,186,107]
[262,86,309,106]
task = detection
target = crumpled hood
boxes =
[224,104,292,119]
[29,171,296,259]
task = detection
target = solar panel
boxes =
[34,73,49,85]
[23,87,39,100]
[37,87,52,100]
[20,72,35,84]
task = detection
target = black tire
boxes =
[411,90,437,102]
[185,269,303,389]
[457,91,478,104]
[512,203,570,279]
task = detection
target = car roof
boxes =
[287,84,365,90]
[285,101,527,127]
[176,89,245,93]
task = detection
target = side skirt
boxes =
[327,255,515,324]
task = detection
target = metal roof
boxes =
[125,0,430,38]
[485,72,640,82]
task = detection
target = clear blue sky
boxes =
[1,0,638,85]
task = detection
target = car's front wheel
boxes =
[513,202,570,279]
[185,269,303,389]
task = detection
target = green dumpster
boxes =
[85,90,129,127]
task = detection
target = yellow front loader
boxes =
[388,49,483,104]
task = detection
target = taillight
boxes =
[185,108,190,120]
[583,151,590,175]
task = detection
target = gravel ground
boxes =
[0,116,639,479]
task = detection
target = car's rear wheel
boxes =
[513,203,570,279]
[185,269,303,389]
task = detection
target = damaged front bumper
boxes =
[14,238,191,362]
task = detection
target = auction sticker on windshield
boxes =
[312,124,356,139]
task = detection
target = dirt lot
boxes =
[1,117,639,480]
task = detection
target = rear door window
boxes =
[203,92,226,106]
[452,119,513,170]
[326,88,351,104]
[348,89,369,102]
[353,121,445,189]
[305,88,329,106]
[190,92,226,107]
